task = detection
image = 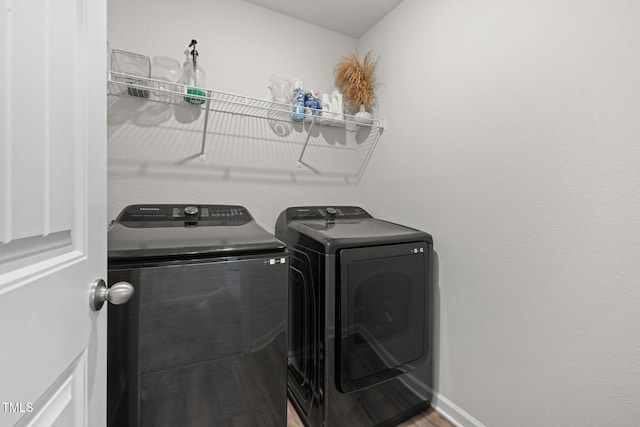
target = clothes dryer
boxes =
[107,204,288,426]
[276,206,434,427]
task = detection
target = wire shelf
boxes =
[107,71,384,177]
[107,71,384,129]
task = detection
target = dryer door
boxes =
[336,242,430,393]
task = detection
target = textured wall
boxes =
[357,0,640,425]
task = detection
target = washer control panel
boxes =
[116,204,251,227]
[286,206,372,221]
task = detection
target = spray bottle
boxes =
[181,39,207,105]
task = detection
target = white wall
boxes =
[109,0,640,425]
[107,0,363,228]
[358,0,640,425]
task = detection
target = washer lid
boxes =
[108,204,285,261]
[275,206,433,254]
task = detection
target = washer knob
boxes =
[184,206,199,218]
[326,207,337,224]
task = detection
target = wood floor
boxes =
[287,400,455,427]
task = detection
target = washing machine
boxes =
[107,204,288,427]
[275,206,434,427]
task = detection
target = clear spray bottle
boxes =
[181,39,207,105]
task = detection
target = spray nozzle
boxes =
[188,39,199,67]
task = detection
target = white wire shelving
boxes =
[107,71,384,174]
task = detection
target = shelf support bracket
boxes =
[199,93,213,160]
[297,115,317,168]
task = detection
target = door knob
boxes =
[90,279,134,311]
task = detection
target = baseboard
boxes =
[431,392,485,427]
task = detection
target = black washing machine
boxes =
[275,206,434,427]
[107,204,288,427]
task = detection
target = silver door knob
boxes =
[90,279,134,311]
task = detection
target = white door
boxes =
[1,0,108,426]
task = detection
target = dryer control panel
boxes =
[285,206,372,221]
[115,204,252,227]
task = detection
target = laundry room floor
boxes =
[286,400,455,427]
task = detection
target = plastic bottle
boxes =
[320,93,332,112]
[319,92,332,124]
[292,79,305,121]
[180,40,207,105]
[330,90,344,120]
[304,89,321,122]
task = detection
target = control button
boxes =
[326,207,337,223]
[184,206,199,218]
[172,208,181,217]
[201,208,209,217]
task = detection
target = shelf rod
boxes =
[200,92,213,160]
[297,115,317,168]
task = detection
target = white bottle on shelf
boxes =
[330,90,343,122]
[319,92,332,124]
